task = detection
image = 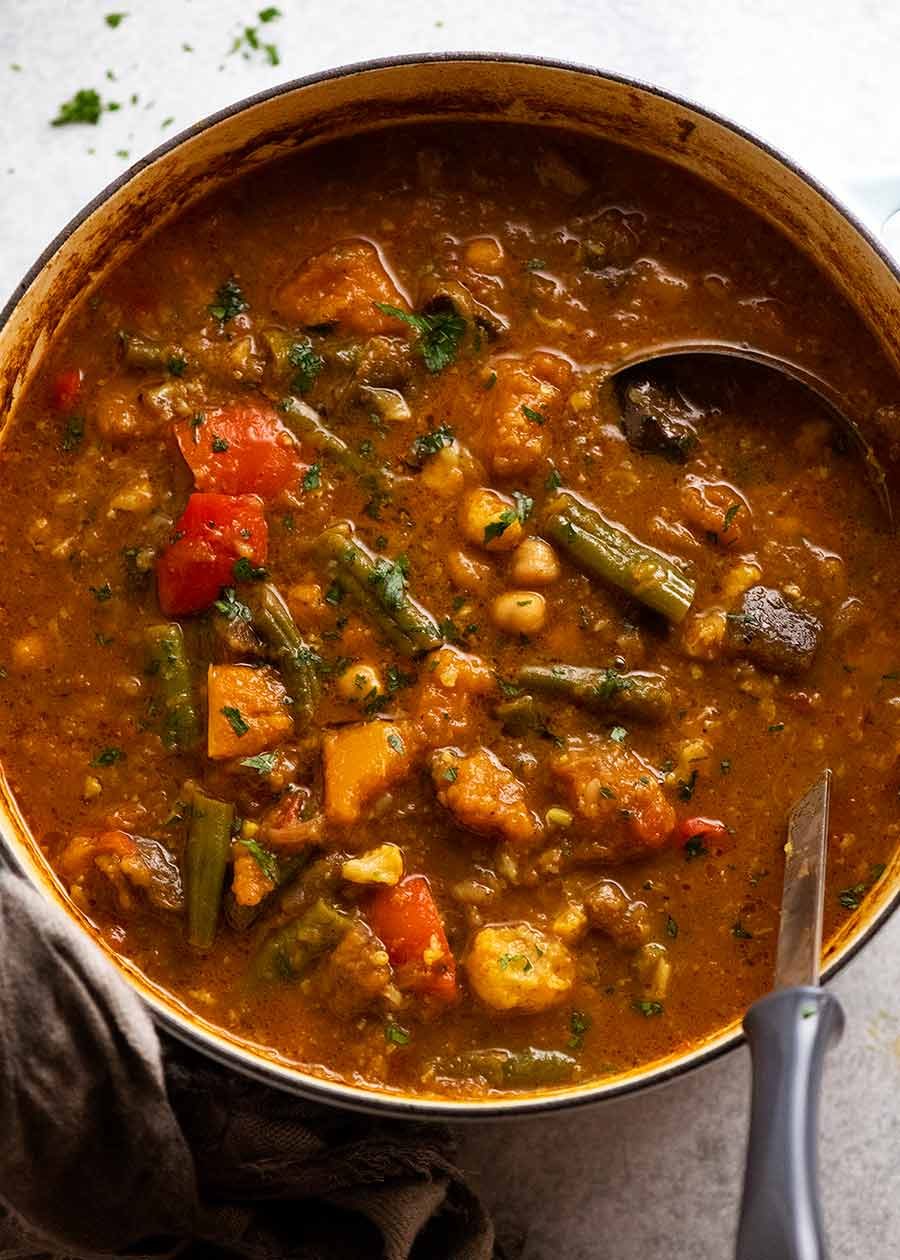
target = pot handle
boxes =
[735,987,844,1260]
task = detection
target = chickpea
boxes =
[459,487,523,552]
[464,236,504,273]
[510,537,560,586]
[287,582,325,626]
[12,632,49,671]
[337,663,383,702]
[491,590,547,635]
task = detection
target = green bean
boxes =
[119,329,168,369]
[430,1047,579,1089]
[185,790,234,949]
[314,524,443,657]
[516,664,672,722]
[224,851,309,932]
[543,491,695,623]
[280,394,390,489]
[246,582,320,726]
[144,623,201,752]
[251,897,350,983]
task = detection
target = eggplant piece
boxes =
[725,585,822,674]
[133,835,184,912]
[615,373,702,463]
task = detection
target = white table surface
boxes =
[2,3,899,1257]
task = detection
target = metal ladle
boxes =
[607,342,893,528]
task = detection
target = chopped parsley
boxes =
[91,746,124,767]
[302,463,321,492]
[104,12,128,26]
[767,722,785,734]
[240,752,277,775]
[591,668,634,703]
[240,837,278,883]
[609,725,628,743]
[599,785,616,800]
[634,1000,664,1017]
[386,665,415,693]
[209,278,248,323]
[51,89,105,126]
[230,17,281,64]
[374,302,466,373]
[222,706,250,737]
[732,921,753,940]
[723,502,742,531]
[838,863,886,910]
[412,422,454,461]
[498,952,533,973]
[684,835,708,861]
[214,587,252,622]
[666,915,679,939]
[233,556,267,582]
[167,354,187,377]
[524,257,547,271]
[545,466,563,491]
[483,371,497,390]
[89,582,112,602]
[384,1021,411,1046]
[288,338,324,393]
[484,509,517,544]
[211,434,229,453]
[387,731,405,755]
[443,765,458,783]
[325,583,344,606]
[568,1009,591,1051]
[677,769,698,801]
[61,415,85,452]
[371,554,409,611]
[521,403,546,426]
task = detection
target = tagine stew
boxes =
[1,123,898,1098]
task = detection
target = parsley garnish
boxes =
[443,765,458,783]
[222,706,249,737]
[240,752,277,775]
[288,338,324,393]
[609,725,627,743]
[211,434,229,453]
[325,583,343,606]
[634,1000,664,1017]
[387,731,405,754]
[591,669,634,702]
[51,89,104,126]
[545,466,562,491]
[521,403,546,426]
[767,722,784,734]
[684,835,707,860]
[568,1009,591,1050]
[209,278,248,323]
[91,746,124,766]
[524,257,547,271]
[412,422,454,461]
[105,12,127,26]
[374,302,466,373]
[498,952,533,973]
[89,582,112,602]
[483,371,497,390]
[677,769,698,801]
[484,509,517,544]
[301,463,321,492]
[385,1021,411,1046]
[240,837,278,883]
[213,587,252,622]
[666,915,679,939]
[233,556,267,582]
[61,415,85,452]
[723,502,742,531]
[167,355,187,377]
[732,921,753,939]
[370,554,409,611]
[838,863,886,910]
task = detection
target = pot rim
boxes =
[3,50,899,1121]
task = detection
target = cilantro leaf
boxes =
[288,338,324,393]
[209,278,248,323]
[221,706,249,737]
[213,587,252,622]
[240,752,277,775]
[240,836,278,882]
[91,746,124,766]
[634,1000,664,1017]
[233,556,267,583]
[302,463,321,492]
[374,302,466,373]
[105,12,128,26]
[521,403,546,426]
[61,415,85,452]
[484,509,517,544]
[52,89,104,126]
[412,422,454,462]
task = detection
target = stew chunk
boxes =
[323,720,418,825]
[552,741,675,862]
[431,746,539,847]
[724,585,822,674]
[467,923,575,1012]
[480,353,567,477]
[207,664,293,759]
[275,239,409,335]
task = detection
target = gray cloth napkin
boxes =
[0,871,498,1259]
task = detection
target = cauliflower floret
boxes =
[341,843,404,887]
[310,921,392,1018]
[431,746,539,847]
[466,922,575,1012]
[414,645,496,747]
[478,354,567,477]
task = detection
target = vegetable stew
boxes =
[1,122,899,1099]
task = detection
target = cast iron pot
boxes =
[1,53,899,1119]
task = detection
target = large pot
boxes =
[2,54,899,1119]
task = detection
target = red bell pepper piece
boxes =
[51,368,83,412]
[174,400,305,499]
[673,816,733,856]
[156,492,268,616]
[370,875,458,1002]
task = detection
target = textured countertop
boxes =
[2,3,899,1257]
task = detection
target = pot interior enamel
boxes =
[2,55,900,1118]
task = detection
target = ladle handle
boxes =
[736,987,844,1260]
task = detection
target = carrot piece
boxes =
[207,664,293,759]
[174,400,306,499]
[322,720,417,825]
[370,875,457,1001]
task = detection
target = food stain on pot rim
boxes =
[1,58,900,1117]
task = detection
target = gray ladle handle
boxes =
[736,987,844,1260]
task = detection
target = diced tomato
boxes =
[174,400,305,499]
[156,492,268,616]
[673,816,733,855]
[369,874,458,1002]
[51,368,83,412]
